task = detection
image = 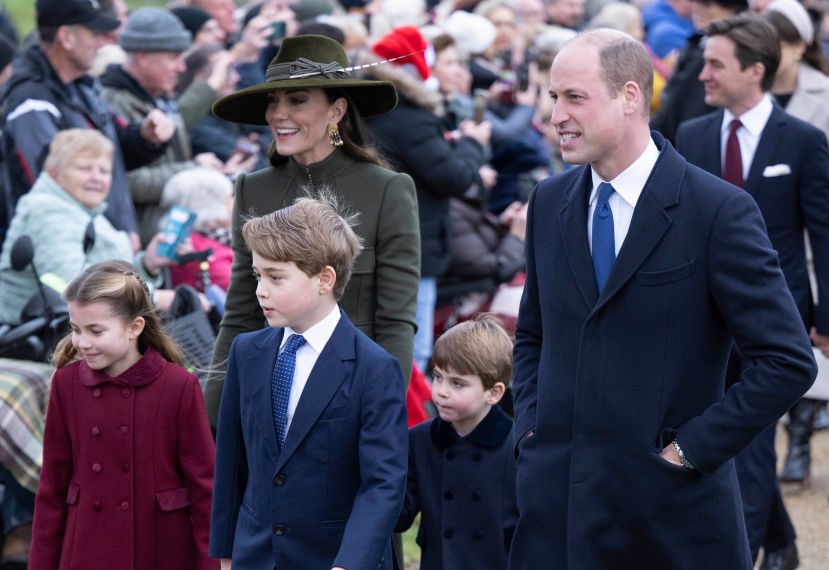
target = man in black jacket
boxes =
[1,0,174,248]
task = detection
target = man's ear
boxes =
[622,80,643,116]
[318,265,337,295]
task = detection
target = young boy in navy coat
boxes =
[209,197,408,570]
[396,315,517,569]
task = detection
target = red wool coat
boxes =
[30,348,218,570]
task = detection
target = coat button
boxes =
[93,502,103,512]
[122,388,130,398]
[474,530,483,540]
[472,491,482,501]
[472,452,482,461]
[121,464,130,473]
[120,501,129,511]
[120,426,129,435]
[445,450,455,461]
[443,491,453,501]
[91,427,101,436]
[443,528,454,539]
[92,388,102,398]
[92,463,102,473]
[273,525,286,535]
[274,474,287,485]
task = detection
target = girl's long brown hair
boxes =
[52,260,184,368]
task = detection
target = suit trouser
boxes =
[735,422,796,560]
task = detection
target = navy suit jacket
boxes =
[509,132,815,570]
[676,104,829,331]
[209,312,408,570]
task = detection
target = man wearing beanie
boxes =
[171,7,227,46]
[1,0,175,249]
[100,6,232,246]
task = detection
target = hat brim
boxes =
[212,78,398,125]
[81,13,120,32]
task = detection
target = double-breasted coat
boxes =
[397,406,517,570]
[510,133,816,570]
[29,348,217,570]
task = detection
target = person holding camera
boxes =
[100,7,234,246]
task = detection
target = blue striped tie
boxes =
[592,182,616,293]
[272,334,306,449]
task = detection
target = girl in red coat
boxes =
[30,260,218,570]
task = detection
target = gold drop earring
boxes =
[328,123,344,147]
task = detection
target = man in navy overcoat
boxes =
[509,28,816,570]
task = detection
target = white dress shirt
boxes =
[279,304,341,435]
[720,94,774,181]
[588,139,660,255]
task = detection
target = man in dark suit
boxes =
[510,28,816,570]
[676,14,829,569]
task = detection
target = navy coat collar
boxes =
[430,405,513,449]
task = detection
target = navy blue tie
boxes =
[272,334,306,448]
[592,182,616,293]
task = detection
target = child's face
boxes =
[68,301,144,378]
[431,365,504,437]
[252,252,335,334]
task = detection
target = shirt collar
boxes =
[280,304,341,354]
[590,138,659,208]
[722,94,773,138]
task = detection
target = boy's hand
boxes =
[220,559,231,570]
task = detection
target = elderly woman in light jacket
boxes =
[0,129,179,323]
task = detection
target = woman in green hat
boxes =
[204,34,419,428]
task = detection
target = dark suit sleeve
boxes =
[512,184,543,448]
[676,190,816,474]
[797,128,829,333]
[333,356,408,570]
[209,337,247,558]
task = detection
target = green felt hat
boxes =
[212,34,398,125]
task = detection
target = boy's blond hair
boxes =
[241,195,363,300]
[432,314,513,390]
[44,129,114,174]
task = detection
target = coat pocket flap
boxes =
[636,261,696,286]
[156,487,191,512]
[66,483,80,505]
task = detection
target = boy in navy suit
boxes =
[209,197,408,570]
[397,315,517,570]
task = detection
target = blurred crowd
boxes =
[0,0,828,568]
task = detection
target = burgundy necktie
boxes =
[723,118,744,188]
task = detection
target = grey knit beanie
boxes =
[119,7,192,53]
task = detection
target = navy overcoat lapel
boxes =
[558,167,600,309]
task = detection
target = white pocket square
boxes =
[762,164,791,177]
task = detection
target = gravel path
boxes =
[774,423,829,570]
